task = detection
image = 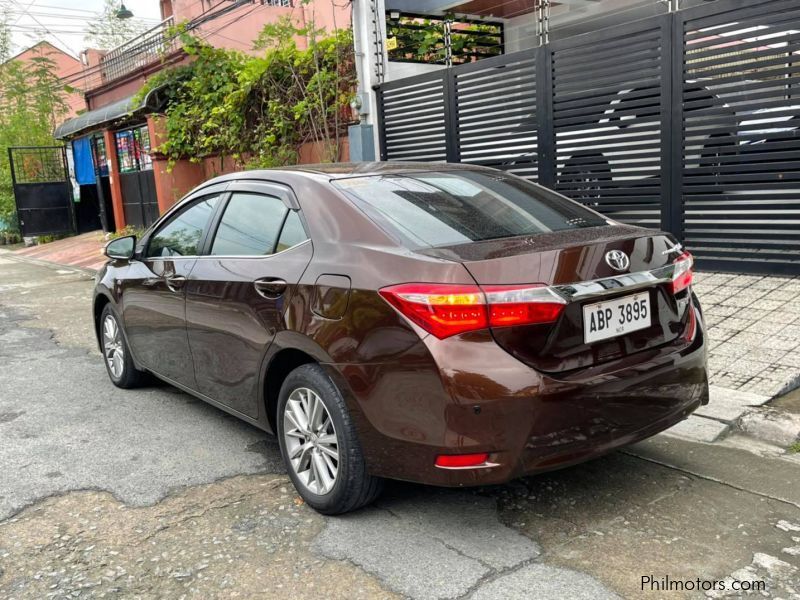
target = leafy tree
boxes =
[0,9,10,62]
[0,15,68,233]
[84,0,149,50]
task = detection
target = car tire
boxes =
[277,363,383,514]
[100,304,146,389]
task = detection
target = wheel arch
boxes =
[260,331,335,434]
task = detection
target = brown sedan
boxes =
[94,163,708,514]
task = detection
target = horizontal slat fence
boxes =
[375,0,800,275]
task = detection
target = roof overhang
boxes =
[53,85,167,140]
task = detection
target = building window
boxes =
[386,13,504,66]
[114,125,153,173]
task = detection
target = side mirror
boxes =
[104,235,136,260]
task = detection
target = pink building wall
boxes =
[86,0,351,110]
[169,0,351,53]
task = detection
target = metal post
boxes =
[444,19,452,68]
[443,70,460,163]
[536,45,555,188]
[667,10,685,241]
[62,146,77,235]
[375,87,388,161]
[370,0,385,85]
[92,137,110,233]
[537,0,550,46]
[7,148,17,186]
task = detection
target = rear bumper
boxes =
[328,302,708,488]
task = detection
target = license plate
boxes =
[583,292,651,344]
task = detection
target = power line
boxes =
[6,0,74,55]
[53,0,265,92]
[3,10,158,24]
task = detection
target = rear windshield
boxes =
[333,170,607,248]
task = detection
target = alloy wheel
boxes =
[283,387,339,495]
[102,314,124,379]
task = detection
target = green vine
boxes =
[138,17,356,169]
[386,13,502,65]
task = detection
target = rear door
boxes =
[185,181,312,418]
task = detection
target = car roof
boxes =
[196,162,494,189]
[272,162,493,177]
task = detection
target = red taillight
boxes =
[483,285,566,327]
[379,283,566,339]
[435,453,490,468]
[670,251,693,295]
[378,284,487,339]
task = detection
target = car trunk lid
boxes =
[418,225,692,374]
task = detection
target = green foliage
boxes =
[387,13,502,65]
[0,14,69,234]
[109,225,146,240]
[0,228,21,246]
[139,18,356,169]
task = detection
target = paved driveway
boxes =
[1,254,799,599]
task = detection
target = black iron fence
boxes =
[375,0,800,275]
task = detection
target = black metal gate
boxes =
[376,0,800,275]
[120,170,159,229]
[7,146,75,237]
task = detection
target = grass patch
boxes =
[788,441,800,454]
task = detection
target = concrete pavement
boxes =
[1,254,800,599]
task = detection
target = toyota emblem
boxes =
[605,250,630,272]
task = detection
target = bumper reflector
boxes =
[435,453,490,468]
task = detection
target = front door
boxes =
[185,184,312,418]
[121,194,223,388]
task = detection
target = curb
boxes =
[737,408,800,449]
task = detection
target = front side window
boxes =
[146,195,221,258]
[210,193,288,256]
[334,170,608,249]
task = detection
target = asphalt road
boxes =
[1,253,799,599]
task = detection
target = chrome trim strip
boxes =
[139,239,311,262]
[553,263,676,302]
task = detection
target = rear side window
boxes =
[333,170,607,248]
[210,192,287,256]
[275,210,308,253]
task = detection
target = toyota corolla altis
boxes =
[93,163,708,514]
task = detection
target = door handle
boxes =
[254,278,287,299]
[165,275,187,293]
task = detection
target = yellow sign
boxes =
[386,37,398,51]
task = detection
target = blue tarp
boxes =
[72,136,95,185]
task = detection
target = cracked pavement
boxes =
[1,253,800,599]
